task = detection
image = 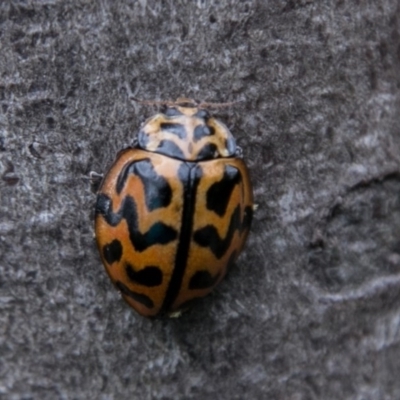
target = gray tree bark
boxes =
[1,1,400,399]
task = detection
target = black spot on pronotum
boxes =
[193,125,215,142]
[115,281,154,309]
[207,166,242,216]
[196,143,218,160]
[103,239,123,264]
[160,122,187,139]
[137,129,150,149]
[125,263,162,287]
[116,159,172,211]
[164,107,183,117]
[194,109,210,120]
[189,270,221,290]
[96,194,178,251]
[156,140,185,159]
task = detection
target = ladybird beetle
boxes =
[94,99,253,317]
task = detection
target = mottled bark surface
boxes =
[1,1,400,399]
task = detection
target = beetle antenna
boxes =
[199,99,244,109]
[130,97,175,107]
[130,97,243,109]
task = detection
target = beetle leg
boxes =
[168,310,183,318]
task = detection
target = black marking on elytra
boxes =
[96,193,178,251]
[164,107,183,117]
[116,281,154,309]
[160,122,187,139]
[103,239,122,264]
[156,140,185,159]
[161,163,203,312]
[116,159,172,211]
[189,270,221,290]
[95,194,120,223]
[193,125,215,142]
[194,109,210,120]
[125,263,162,287]
[207,166,242,216]
[196,143,218,160]
[193,205,245,259]
[123,196,178,251]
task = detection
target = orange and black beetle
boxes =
[94,99,253,317]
